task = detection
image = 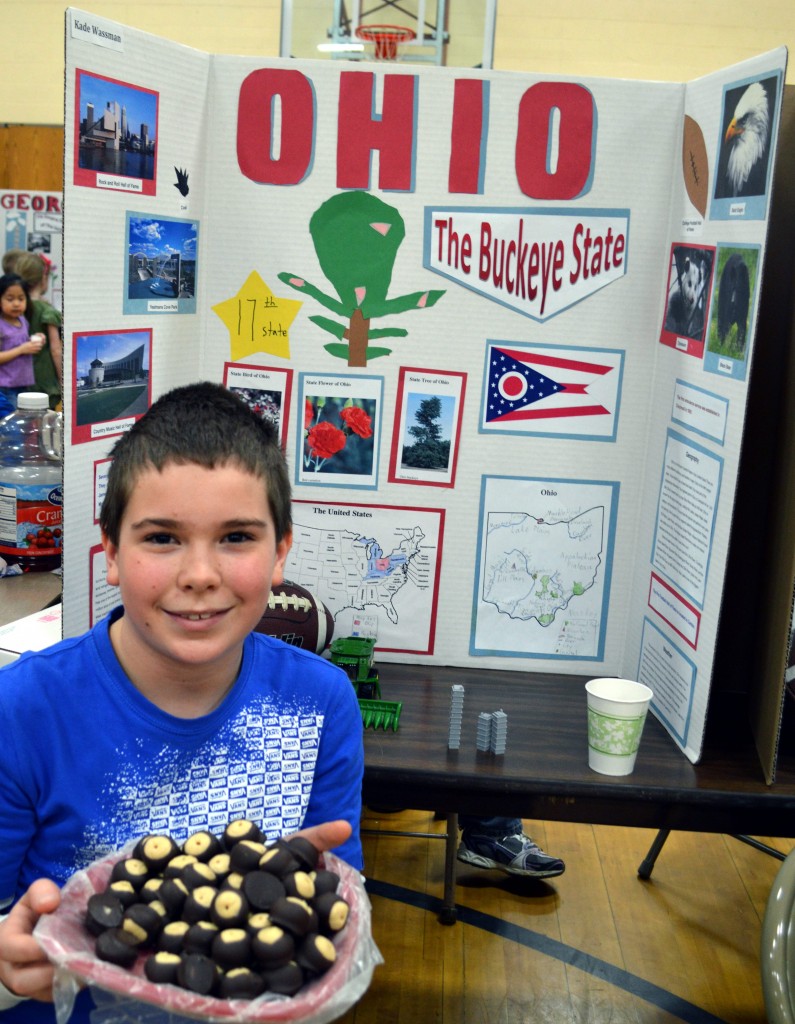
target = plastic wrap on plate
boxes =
[34,845,382,1024]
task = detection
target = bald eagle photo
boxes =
[715,77,777,199]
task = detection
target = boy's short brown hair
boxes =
[99,382,292,545]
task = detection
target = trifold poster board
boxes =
[61,8,788,769]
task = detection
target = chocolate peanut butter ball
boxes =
[162,853,198,879]
[268,896,315,937]
[176,952,220,995]
[182,884,218,924]
[183,829,223,862]
[211,927,252,969]
[144,951,182,985]
[245,911,272,935]
[220,871,245,893]
[251,925,295,970]
[310,869,341,897]
[258,843,299,878]
[159,877,189,917]
[314,891,350,935]
[157,920,190,954]
[297,932,337,976]
[242,870,285,913]
[261,961,304,996]
[85,891,124,936]
[121,902,163,946]
[180,861,217,891]
[283,836,319,872]
[134,834,180,873]
[222,818,263,849]
[95,927,140,968]
[183,920,220,956]
[283,870,315,901]
[110,857,149,889]
[219,967,267,1000]
[207,852,232,881]
[229,840,267,874]
[211,888,249,929]
[107,880,138,908]
[139,878,164,904]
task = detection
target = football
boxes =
[254,581,335,653]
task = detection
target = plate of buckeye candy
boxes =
[35,819,382,1023]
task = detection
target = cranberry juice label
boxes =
[0,481,63,562]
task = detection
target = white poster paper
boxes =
[60,8,787,761]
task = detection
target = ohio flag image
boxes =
[481,342,624,440]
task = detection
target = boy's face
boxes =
[101,461,290,689]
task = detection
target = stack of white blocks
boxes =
[448,684,465,749]
[490,709,508,754]
[475,709,509,754]
[476,711,493,751]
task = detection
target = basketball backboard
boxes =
[280,0,495,68]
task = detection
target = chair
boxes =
[761,845,795,1023]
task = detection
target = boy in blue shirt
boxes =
[0,382,363,1018]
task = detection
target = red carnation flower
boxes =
[307,422,346,460]
[340,406,373,439]
[304,398,314,429]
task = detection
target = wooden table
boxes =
[362,663,795,921]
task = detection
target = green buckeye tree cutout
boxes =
[278,191,445,367]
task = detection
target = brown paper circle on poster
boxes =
[682,115,709,218]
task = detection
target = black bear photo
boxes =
[716,253,751,356]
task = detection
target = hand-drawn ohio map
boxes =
[471,476,619,660]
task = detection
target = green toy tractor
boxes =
[329,636,402,731]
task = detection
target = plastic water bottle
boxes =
[0,392,63,572]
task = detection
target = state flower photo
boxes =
[303,394,376,475]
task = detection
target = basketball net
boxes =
[354,24,417,61]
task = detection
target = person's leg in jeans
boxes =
[457,815,565,878]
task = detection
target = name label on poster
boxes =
[70,12,125,51]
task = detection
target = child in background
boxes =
[0,249,26,275]
[0,274,45,419]
[3,253,62,411]
[0,381,364,1022]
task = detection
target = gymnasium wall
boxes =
[1,1,793,126]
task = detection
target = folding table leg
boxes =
[439,811,459,924]
[637,829,784,880]
[638,828,670,879]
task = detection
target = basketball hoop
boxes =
[354,23,416,61]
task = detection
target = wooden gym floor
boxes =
[336,808,793,1024]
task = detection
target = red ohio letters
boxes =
[237,69,595,200]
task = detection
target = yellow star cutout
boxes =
[212,271,301,361]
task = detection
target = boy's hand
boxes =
[293,819,352,856]
[0,880,61,1002]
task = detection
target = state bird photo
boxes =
[714,75,778,199]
